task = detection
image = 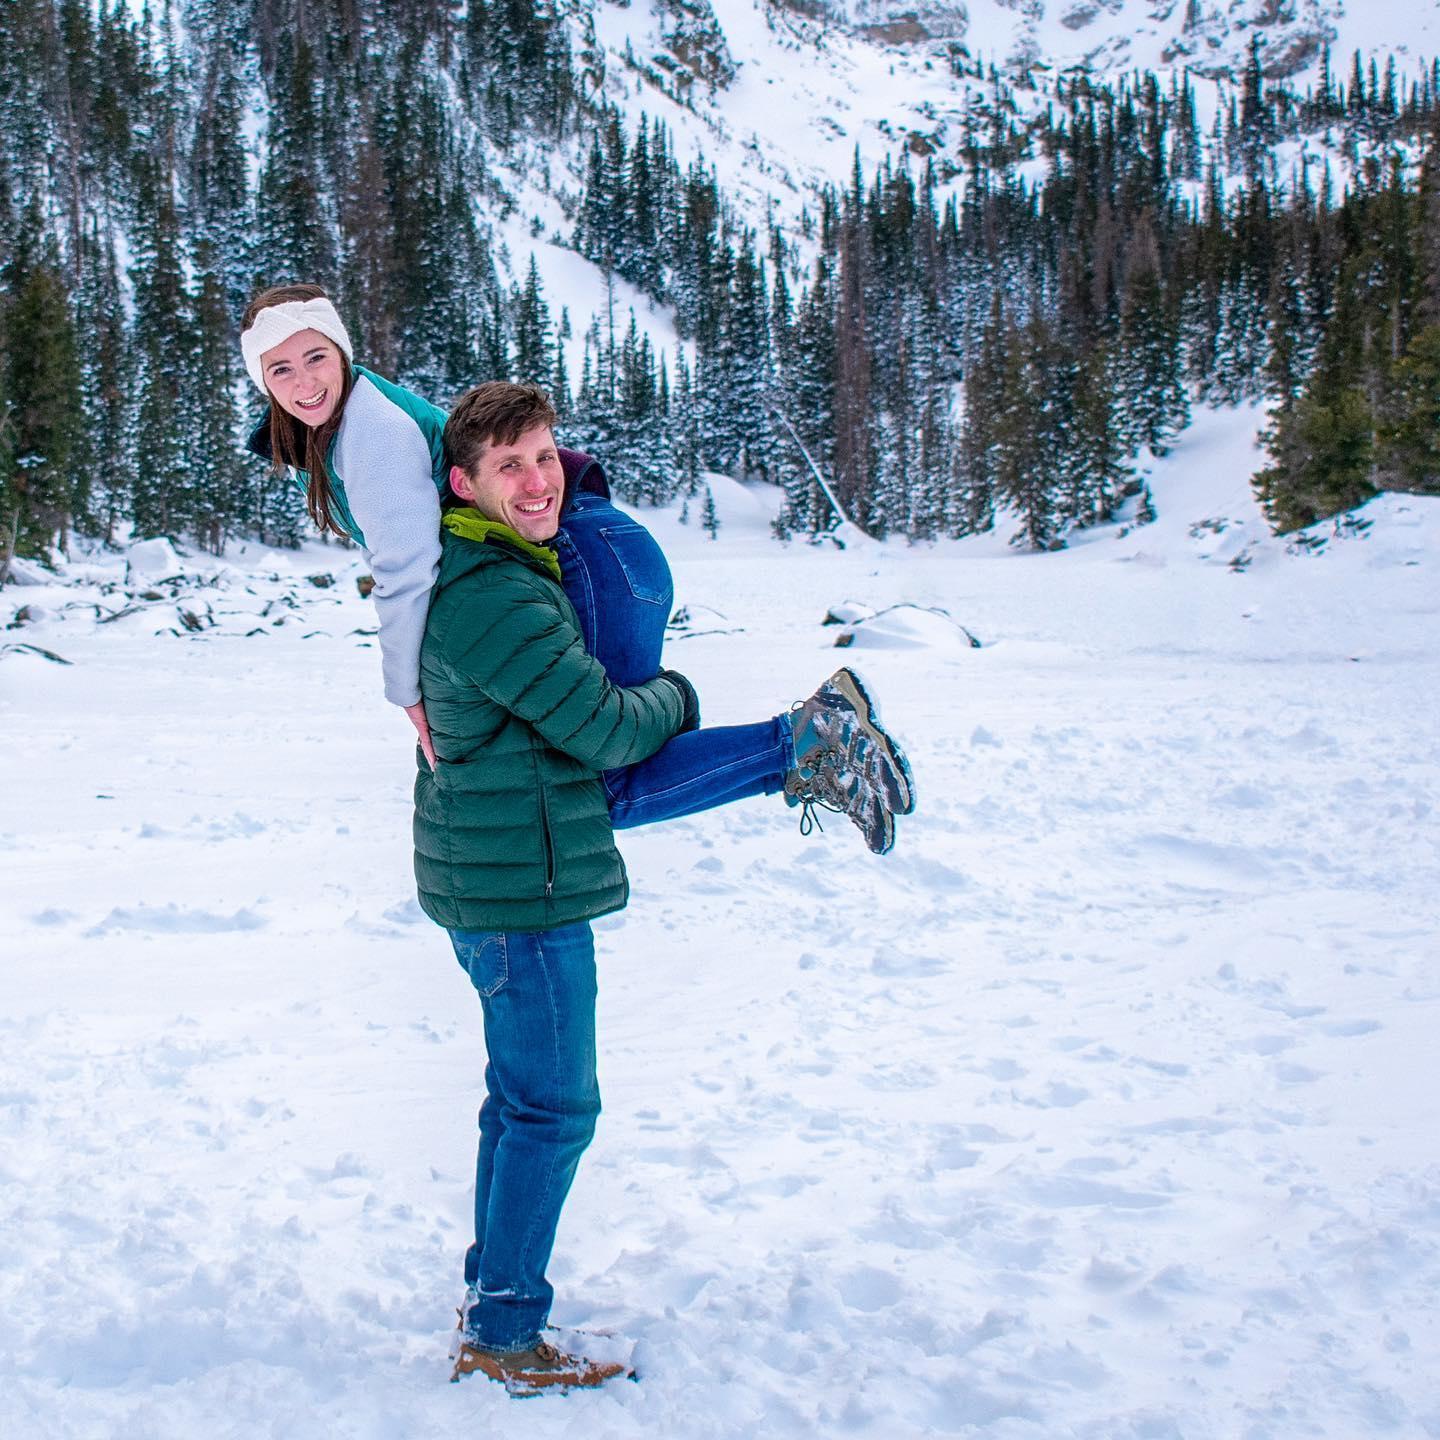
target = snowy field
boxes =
[2,405,1438,1439]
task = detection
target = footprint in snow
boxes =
[860,1061,939,1091]
[985,1057,1027,1081]
[1272,1062,1325,1085]
[837,1265,905,1312]
[1318,1018,1382,1037]
[85,903,266,935]
[1025,1176,1172,1210]
[869,950,948,977]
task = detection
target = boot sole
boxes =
[828,667,916,814]
[452,1346,632,1393]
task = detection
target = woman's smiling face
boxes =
[260,329,345,427]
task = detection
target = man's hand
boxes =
[404,699,438,769]
[657,668,701,734]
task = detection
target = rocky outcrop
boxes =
[848,2,972,42]
[825,0,1340,81]
[655,0,737,90]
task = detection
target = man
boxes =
[415,382,913,1394]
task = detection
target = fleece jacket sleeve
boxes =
[333,378,442,708]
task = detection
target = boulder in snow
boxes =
[1,556,55,586]
[823,601,876,626]
[125,538,185,584]
[831,604,981,651]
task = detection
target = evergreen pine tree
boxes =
[256,30,335,287]
[129,160,190,541]
[73,222,134,544]
[1255,268,1377,531]
[774,257,837,534]
[187,246,248,552]
[1116,210,1189,454]
[1376,324,1440,493]
[669,345,702,504]
[701,480,719,539]
[1067,343,1134,525]
[552,307,574,415]
[1254,386,1375,532]
[993,311,1060,550]
[511,256,553,386]
[955,294,1007,537]
[189,1,254,320]
[1,199,83,559]
[340,125,401,377]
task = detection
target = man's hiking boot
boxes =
[449,1300,634,1393]
[785,667,914,854]
[450,1335,632,1394]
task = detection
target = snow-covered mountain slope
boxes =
[3,406,1437,1438]
[564,0,1440,234]
[579,0,980,217]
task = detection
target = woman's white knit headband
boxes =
[240,298,354,393]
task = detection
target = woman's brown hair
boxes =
[241,283,355,539]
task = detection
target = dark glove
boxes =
[657,668,701,733]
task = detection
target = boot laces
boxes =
[790,745,850,836]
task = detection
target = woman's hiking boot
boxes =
[784,667,914,854]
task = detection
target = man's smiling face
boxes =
[449,425,565,543]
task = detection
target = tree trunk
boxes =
[0,505,20,586]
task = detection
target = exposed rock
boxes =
[655,0,736,90]
[1061,2,1103,30]
[859,17,935,42]
[1259,29,1324,78]
[850,2,970,43]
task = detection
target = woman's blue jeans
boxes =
[552,492,793,826]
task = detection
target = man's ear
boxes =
[449,464,475,503]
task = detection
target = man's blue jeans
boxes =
[451,923,600,1353]
[553,492,794,826]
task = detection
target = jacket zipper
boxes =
[538,785,556,898]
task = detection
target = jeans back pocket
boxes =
[599,524,673,605]
[450,930,509,997]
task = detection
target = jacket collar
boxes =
[441,509,562,582]
[246,411,272,463]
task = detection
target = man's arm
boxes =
[440,579,685,771]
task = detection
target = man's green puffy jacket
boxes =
[413,519,685,933]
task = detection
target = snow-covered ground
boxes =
[2,406,1438,1438]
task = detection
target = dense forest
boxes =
[1,0,1438,570]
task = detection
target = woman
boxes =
[239,283,913,850]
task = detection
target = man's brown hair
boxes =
[444,382,558,480]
